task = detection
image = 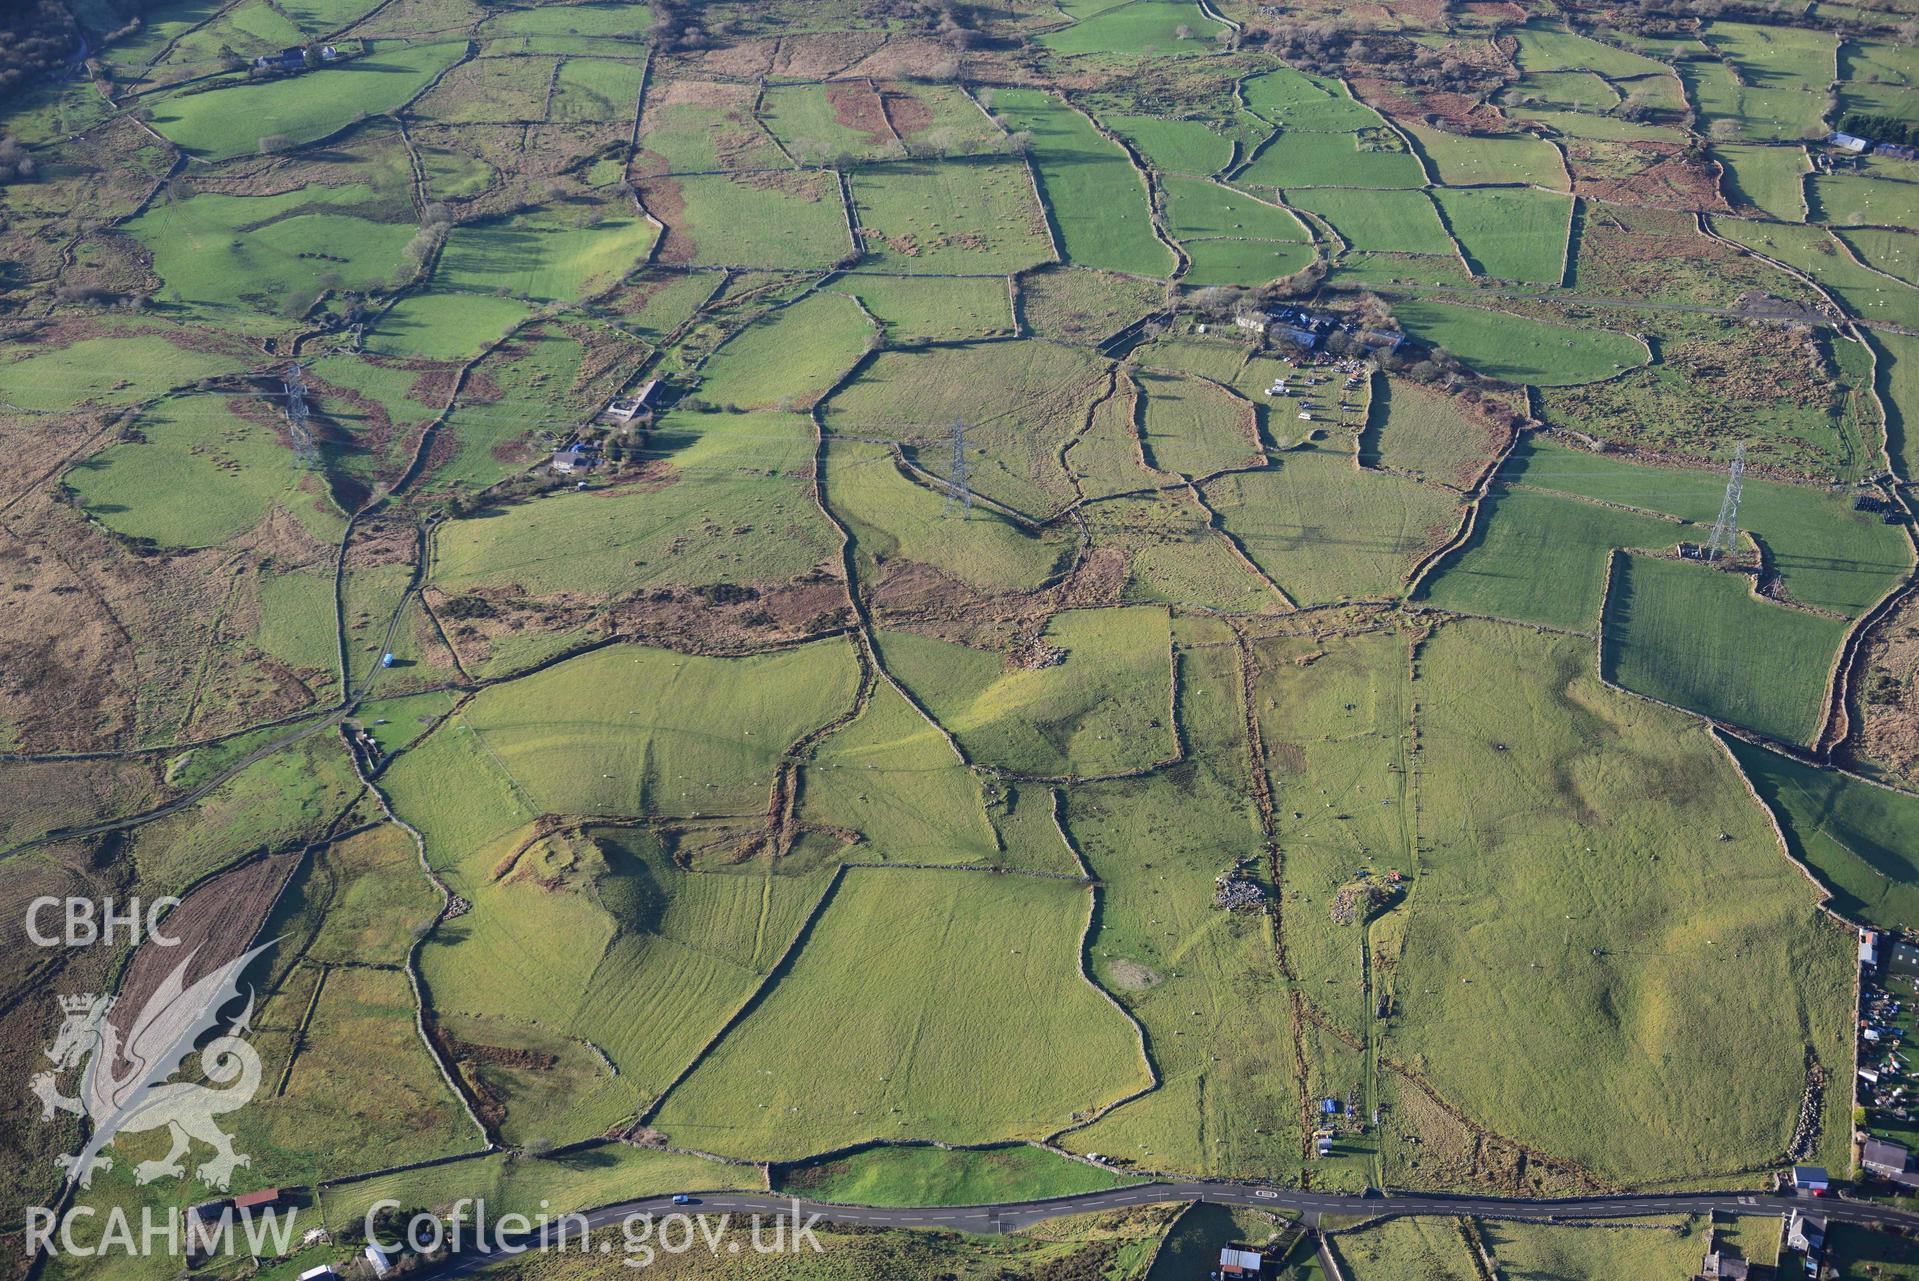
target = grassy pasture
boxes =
[425,325,593,491]
[227,965,474,1183]
[835,273,1012,341]
[698,290,872,410]
[437,208,656,303]
[1081,493,1282,611]
[1386,299,1648,386]
[1018,267,1166,344]
[1728,737,1919,930]
[0,333,247,412]
[1511,437,1912,616]
[366,289,533,361]
[1392,621,1854,1182]
[1240,68,1380,132]
[1682,57,1829,143]
[1161,176,1307,242]
[1601,552,1844,742]
[759,81,903,163]
[883,81,1006,155]
[1333,1218,1479,1280]
[66,394,343,549]
[1246,130,1425,190]
[1513,20,1675,79]
[1284,188,1453,256]
[799,676,998,865]
[1511,69,1620,111]
[878,606,1174,778]
[548,56,647,121]
[645,171,852,268]
[1419,486,1684,629]
[1101,113,1235,175]
[1040,0,1224,57]
[1256,631,1413,1040]
[485,1,651,39]
[777,1143,1136,1206]
[850,155,1054,274]
[1059,643,1298,1178]
[1431,187,1571,284]
[1137,369,1258,476]
[1810,171,1919,228]
[432,411,835,599]
[1405,124,1566,189]
[827,439,1073,594]
[449,638,859,818]
[986,88,1174,277]
[150,42,465,158]
[1478,1218,1707,1280]
[824,338,1106,516]
[1180,237,1317,287]
[1714,143,1809,219]
[128,184,414,323]
[1714,216,1919,329]
[1359,375,1505,487]
[1204,444,1461,604]
[637,79,785,172]
[1840,226,1919,286]
[652,868,1152,1159]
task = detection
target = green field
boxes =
[987,89,1175,277]
[366,289,534,360]
[759,81,905,164]
[698,290,872,410]
[1392,621,1854,1182]
[1204,444,1461,603]
[1247,129,1425,190]
[835,273,1012,341]
[149,43,466,158]
[65,394,344,549]
[1284,188,1454,256]
[826,439,1073,593]
[851,155,1054,274]
[824,338,1106,516]
[1715,143,1809,220]
[1420,486,1684,629]
[1729,737,1919,930]
[1388,299,1648,386]
[1508,437,1912,616]
[1406,124,1566,189]
[127,183,415,323]
[879,606,1174,778]
[777,1143,1137,1206]
[1431,187,1572,284]
[1040,0,1224,57]
[436,209,656,303]
[645,171,852,269]
[1601,551,1845,742]
[651,867,1153,1159]
[0,332,249,412]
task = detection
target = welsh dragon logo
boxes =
[31,941,273,1190]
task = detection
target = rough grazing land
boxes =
[8,0,1919,1269]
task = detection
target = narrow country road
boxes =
[427,1180,1919,1274]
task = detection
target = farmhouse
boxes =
[550,447,593,474]
[1700,1248,1749,1280]
[1829,132,1872,153]
[1863,1137,1919,1185]
[1218,1243,1265,1276]
[254,46,308,71]
[604,379,659,422]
